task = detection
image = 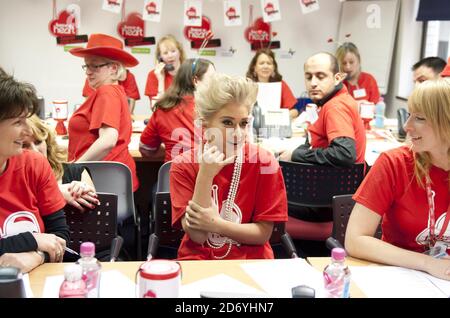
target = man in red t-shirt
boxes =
[280,52,366,166]
[412,57,446,84]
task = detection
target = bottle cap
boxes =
[64,264,82,281]
[331,248,346,261]
[80,242,95,257]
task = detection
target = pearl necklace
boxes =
[206,149,243,259]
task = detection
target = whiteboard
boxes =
[338,0,400,95]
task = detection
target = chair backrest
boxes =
[279,161,365,208]
[65,192,118,254]
[77,161,136,224]
[331,194,382,247]
[156,161,172,193]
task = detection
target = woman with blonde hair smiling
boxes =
[170,73,288,260]
[23,115,98,211]
[346,78,450,280]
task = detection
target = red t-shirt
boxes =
[68,84,139,191]
[343,72,380,104]
[144,70,174,102]
[308,86,366,163]
[353,146,450,253]
[140,95,196,162]
[170,143,288,260]
[280,80,297,109]
[82,71,140,100]
[0,150,66,238]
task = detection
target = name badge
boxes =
[353,88,367,99]
[424,243,448,259]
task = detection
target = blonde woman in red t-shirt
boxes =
[68,33,139,191]
[347,78,450,281]
[335,42,380,104]
[170,73,288,260]
[145,35,186,108]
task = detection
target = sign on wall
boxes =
[117,12,155,47]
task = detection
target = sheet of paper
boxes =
[180,273,268,298]
[350,266,447,298]
[42,270,136,298]
[128,134,140,151]
[241,258,325,298]
[23,273,34,298]
[256,82,282,113]
[264,109,290,126]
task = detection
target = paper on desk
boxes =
[23,274,34,298]
[350,266,447,298]
[128,134,140,151]
[241,258,325,298]
[179,274,267,298]
[42,270,136,298]
[256,82,281,113]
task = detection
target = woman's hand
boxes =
[424,255,450,281]
[0,252,43,273]
[155,62,166,81]
[184,200,223,233]
[60,181,99,212]
[32,233,66,263]
[198,144,236,179]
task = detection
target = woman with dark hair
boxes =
[0,72,69,272]
[246,48,298,119]
[139,58,215,162]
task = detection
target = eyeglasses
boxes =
[81,63,111,72]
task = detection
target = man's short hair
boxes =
[412,57,446,73]
[305,52,340,74]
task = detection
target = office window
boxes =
[423,21,450,59]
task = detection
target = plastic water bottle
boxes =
[76,242,102,298]
[374,98,386,128]
[323,248,351,298]
[59,264,87,298]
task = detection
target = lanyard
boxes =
[426,180,450,248]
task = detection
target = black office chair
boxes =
[325,194,382,250]
[279,161,366,242]
[65,192,123,261]
[77,161,142,260]
[148,162,298,259]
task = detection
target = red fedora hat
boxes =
[441,57,450,78]
[69,33,138,67]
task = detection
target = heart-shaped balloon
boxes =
[117,12,144,39]
[184,16,212,41]
[244,17,271,44]
[48,10,77,37]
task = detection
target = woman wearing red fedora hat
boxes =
[68,33,139,192]
[82,69,141,115]
[144,35,186,109]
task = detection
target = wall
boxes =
[384,0,422,117]
[0,0,423,118]
[0,0,342,116]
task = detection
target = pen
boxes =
[64,246,79,256]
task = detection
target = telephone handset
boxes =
[158,56,175,72]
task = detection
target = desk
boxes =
[28,258,368,298]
